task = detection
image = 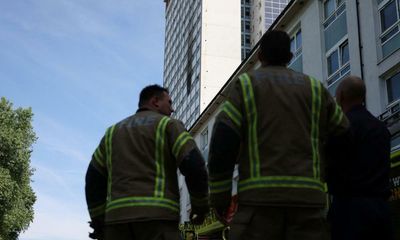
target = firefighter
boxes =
[208,30,348,240]
[326,76,393,240]
[85,85,209,240]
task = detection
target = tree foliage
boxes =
[0,97,36,240]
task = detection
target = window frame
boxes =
[323,0,346,29]
[326,38,351,89]
[289,27,302,65]
[378,0,400,46]
[201,127,209,150]
[386,70,400,104]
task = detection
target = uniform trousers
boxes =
[104,220,179,240]
[229,205,329,240]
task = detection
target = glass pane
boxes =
[290,38,296,53]
[380,0,397,32]
[324,0,335,19]
[296,30,302,49]
[341,42,349,65]
[328,50,339,76]
[391,134,400,149]
[387,72,400,102]
[382,26,399,42]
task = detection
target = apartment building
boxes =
[183,0,400,223]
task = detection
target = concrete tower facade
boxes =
[162,0,241,128]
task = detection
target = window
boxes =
[245,8,250,18]
[245,35,251,44]
[387,71,400,103]
[379,0,400,44]
[245,21,250,31]
[323,0,346,27]
[327,41,349,77]
[290,29,302,60]
[326,40,351,94]
[201,128,208,150]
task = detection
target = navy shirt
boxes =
[327,105,391,198]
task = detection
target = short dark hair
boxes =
[138,84,169,108]
[259,30,292,66]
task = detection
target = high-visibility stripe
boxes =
[238,176,326,192]
[391,150,400,168]
[222,101,242,127]
[106,196,179,212]
[105,125,116,203]
[239,73,260,178]
[93,147,104,168]
[329,104,344,126]
[172,132,193,158]
[154,117,170,198]
[391,149,400,160]
[310,77,322,179]
[209,179,232,194]
[88,203,106,218]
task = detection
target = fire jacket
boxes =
[85,109,209,225]
[208,66,349,209]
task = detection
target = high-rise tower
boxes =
[162,0,241,128]
[251,0,289,46]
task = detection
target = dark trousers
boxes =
[229,205,329,240]
[328,196,393,240]
[104,220,180,240]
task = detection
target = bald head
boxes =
[335,75,365,113]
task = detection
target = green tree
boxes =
[0,97,36,240]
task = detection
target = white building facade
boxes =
[162,0,241,129]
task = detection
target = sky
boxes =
[0,1,166,239]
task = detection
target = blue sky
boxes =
[0,1,165,239]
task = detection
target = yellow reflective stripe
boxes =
[88,203,106,218]
[154,117,170,198]
[106,196,179,212]
[172,132,193,158]
[209,179,232,194]
[238,176,326,192]
[392,161,400,168]
[239,73,260,178]
[222,101,242,127]
[105,125,116,202]
[330,104,344,126]
[310,77,322,179]
[93,147,104,168]
[391,150,400,168]
[391,149,400,159]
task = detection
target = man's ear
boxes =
[150,96,159,108]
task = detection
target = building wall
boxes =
[242,0,252,60]
[163,0,241,128]
[180,0,400,223]
[163,0,203,128]
[251,0,289,46]
[200,0,241,113]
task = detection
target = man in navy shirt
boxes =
[327,75,392,240]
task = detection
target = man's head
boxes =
[259,30,293,66]
[335,75,366,113]
[138,84,174,116]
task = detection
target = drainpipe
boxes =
[355,0,365,81]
